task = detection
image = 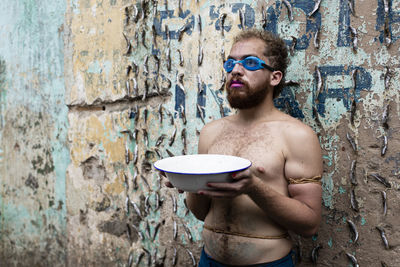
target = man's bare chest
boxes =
[207,126,280,163]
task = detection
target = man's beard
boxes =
[227,82,268,109]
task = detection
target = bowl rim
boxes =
[153,154,252,175]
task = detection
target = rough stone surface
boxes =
[1,0,400,266]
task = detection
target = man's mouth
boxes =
[230,80,244,88]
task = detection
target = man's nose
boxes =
[231,62,244,75]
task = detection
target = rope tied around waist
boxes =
[203,224,289,239]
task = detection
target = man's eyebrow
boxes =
[227,54,258,60]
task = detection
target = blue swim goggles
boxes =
[223,56,275,73]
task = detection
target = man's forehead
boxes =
[229,38,266,58]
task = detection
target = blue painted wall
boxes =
[0,0,68,265]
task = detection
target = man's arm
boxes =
[247,178,322,237]
[249,124,323,236]
[185,123,214,221]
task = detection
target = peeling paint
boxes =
[327,237,333,248]
[0,0,68,265]
[64,0,400,265]
[1,0,400,266]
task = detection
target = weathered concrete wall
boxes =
[1,0,400,266]
[0,0,68,266]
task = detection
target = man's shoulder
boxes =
[266,115,320,153]
[198,117,230,153]
[202,116,230,133]
[277,115,317,138]
[279,117,321,156]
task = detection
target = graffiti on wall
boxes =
[147,1,398,124]
[63,0,400,266]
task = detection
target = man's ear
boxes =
[270,71,283,87]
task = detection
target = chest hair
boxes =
[208,124,273,159]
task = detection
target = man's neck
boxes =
[235,96,278,125]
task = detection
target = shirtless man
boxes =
[170,29,323,266]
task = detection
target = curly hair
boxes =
[233,29,289,99]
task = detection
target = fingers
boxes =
[231,169,251,180]
[198,185,238,197]
[231,165,264,180]
[207,181,240,190]
[202,181,245,197]
[197,164,264,198]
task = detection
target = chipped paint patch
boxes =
[327,237,333,248]
[87,60,112,75]
[338,186,346,194]
[322,172,334,208]
[361,217,366,226]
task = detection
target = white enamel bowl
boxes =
[154,154,252,192]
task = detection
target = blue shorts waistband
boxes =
[199,248,295,267]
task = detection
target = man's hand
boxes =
[197,166,265,198]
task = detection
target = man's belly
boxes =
[202,197,293,265]
[202,229,293,265]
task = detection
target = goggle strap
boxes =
[261,63,275,72]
